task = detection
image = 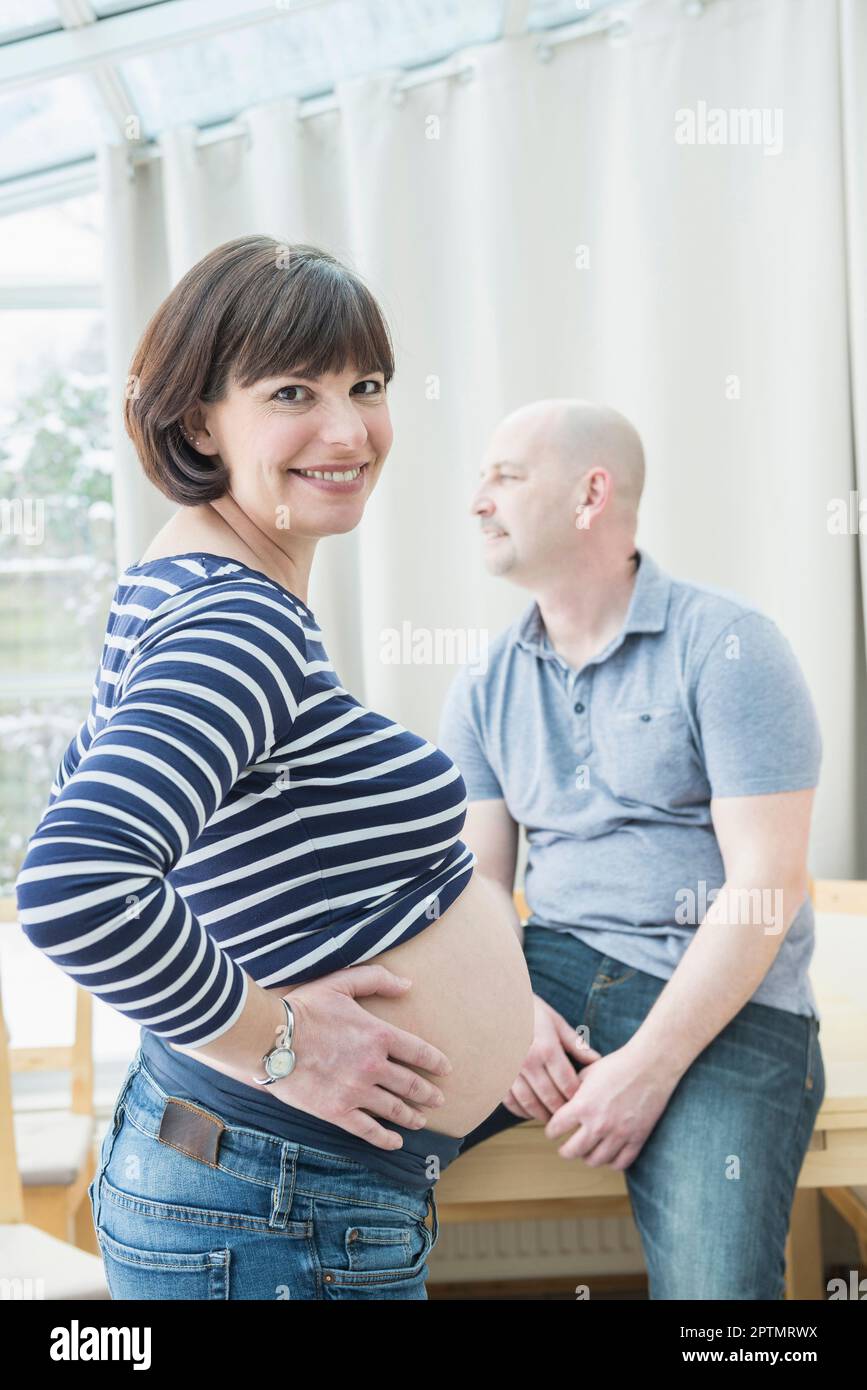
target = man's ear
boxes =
[587,466,612,508]
[573,466,609,526]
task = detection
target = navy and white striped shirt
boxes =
[15,553,476,1050]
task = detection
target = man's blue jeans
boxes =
[461,924,825,1300]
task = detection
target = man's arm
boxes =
[461,798,523,943]
[625,610,821,1082]
[621,787,814,1085]
[437,665,525,939]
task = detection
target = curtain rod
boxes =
[127,0,657,168]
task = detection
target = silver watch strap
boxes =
[278,995,294,1048]
[252,996,296,1085]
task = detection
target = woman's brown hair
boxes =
[124,236,396,505]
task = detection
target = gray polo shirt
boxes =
[438,549,822,1019]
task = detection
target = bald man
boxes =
[438,400,824,1300]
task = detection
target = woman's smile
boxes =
[287,460,373,493]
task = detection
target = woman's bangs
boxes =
[234,265,394,387]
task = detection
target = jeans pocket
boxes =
[347,1224,424,1272]
[97,1227,230,1300]
[316,1202,434,1298]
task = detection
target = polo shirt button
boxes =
[640,713,651,722]
[574,701,585,713]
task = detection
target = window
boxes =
[0,192,114,896]
[0,191,139,1107]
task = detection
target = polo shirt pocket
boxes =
[599,705,700,808]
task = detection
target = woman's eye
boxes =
[272,380,383,403]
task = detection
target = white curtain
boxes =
[98,0,865,879]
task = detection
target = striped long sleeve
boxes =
[15,585,308,1048]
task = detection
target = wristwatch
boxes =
[253,996,297,1085]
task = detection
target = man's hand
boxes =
[502,994,602,1120]
[544,1039,680,1170]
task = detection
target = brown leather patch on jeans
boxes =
[158,1097,225,1167]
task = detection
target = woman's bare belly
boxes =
[280,872,535,1138]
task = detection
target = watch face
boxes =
[267,1049,296,1079]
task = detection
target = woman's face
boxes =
[188,362,393,539]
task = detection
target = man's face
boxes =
[471,422,590,584]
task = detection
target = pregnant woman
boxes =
[14,235,539,1301]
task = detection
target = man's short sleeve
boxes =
[693,611,822,797]
[438,666,504,800]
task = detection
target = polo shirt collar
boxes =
[514,548,672,659]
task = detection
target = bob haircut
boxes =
[124,236,396,505]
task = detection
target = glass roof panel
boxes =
[0,0,617,185]
[0,76,112,183]
[0,0,59,45]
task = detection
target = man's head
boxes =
[471,399,645,587]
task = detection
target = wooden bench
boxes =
[432,879,867,1300]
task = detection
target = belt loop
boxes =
[270,1140,299,1228]
[123,1050,141,1100]
[427,1187,439,1243]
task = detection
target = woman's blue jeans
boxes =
[461,924,826,1300]
[88,1052,439,1300]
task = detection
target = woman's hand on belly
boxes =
[171,872,535,1140]
[266,964,454,1151]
